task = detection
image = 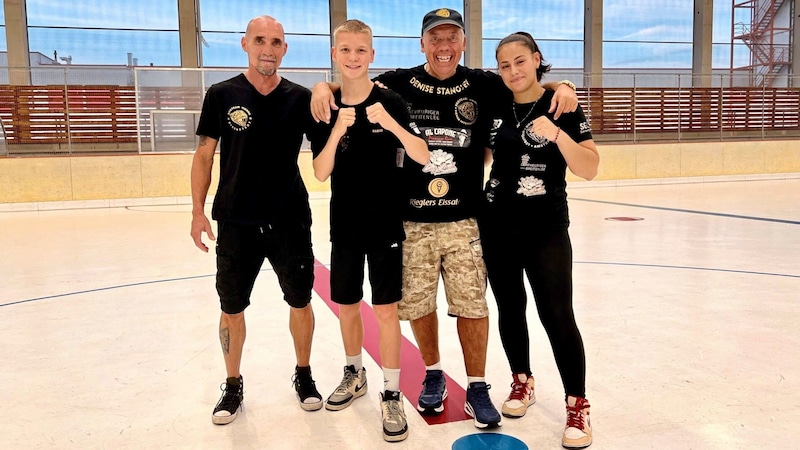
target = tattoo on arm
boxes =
[219,327,230,354]
[199,135,208,146]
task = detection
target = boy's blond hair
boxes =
[333,19,373,41]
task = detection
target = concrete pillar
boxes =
[584,0,602,87]
[178,0,200,68]
[692,0,713,87]
[328,0,347,83]
[792,0,800,86]
[4,0,31,85]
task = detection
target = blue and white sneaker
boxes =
[465,381,502,428]
[417,369,448,414]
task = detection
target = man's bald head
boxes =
[245,15,284,38]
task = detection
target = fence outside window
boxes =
[1,67,798,156]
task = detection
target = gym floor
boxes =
[2,176,798,449]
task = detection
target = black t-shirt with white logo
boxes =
[196,74,319,228]
[485,89,593,230]
[309,86,418,245]
[376,65,508,223]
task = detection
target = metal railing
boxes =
[0,116,7,156]
[1,67,799,156]
[0,67,330,155]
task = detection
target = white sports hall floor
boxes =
[1,175,799,450]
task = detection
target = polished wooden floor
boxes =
[1,176,798,449]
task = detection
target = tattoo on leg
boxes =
[220,327,230,354]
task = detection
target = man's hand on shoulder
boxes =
[548,81,578,120]
[311,82,338,124]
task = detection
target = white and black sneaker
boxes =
[292,366,323,411]
[212,375,243,425]
[380,390,409,442]
[325,365,367,411]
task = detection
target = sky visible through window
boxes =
[5,0,752,70]
[0,0,6,53]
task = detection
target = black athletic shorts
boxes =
[330,239,402,306]
[215,222,314,314]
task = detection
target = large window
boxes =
[25,0,180,66]
[0,0,6,54]
[482,0,584,70]
[713,0,750,69]
[347,0,462,69]
[604,0,693,68]
[198,0,331,68]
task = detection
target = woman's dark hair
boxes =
[495,31,551,81]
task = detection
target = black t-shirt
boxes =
[375,65,509,223]
[196,74,320,228]
[485,89,593,230]
[309,85,419,245]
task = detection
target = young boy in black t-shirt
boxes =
[309,19,429,443]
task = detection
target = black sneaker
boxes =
[292,366,323,411]
[212,375,243,425]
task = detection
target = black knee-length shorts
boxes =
[215,222,314,314]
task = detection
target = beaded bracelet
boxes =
[554,127,561,143]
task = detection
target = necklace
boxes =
[513,101,537,128]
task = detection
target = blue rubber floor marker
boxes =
[451,433,529,450]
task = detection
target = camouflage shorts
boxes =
[398,218,488,320]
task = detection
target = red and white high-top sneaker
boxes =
[562,395,592,448]
[501,373,535,418]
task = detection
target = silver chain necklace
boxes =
[513,101,538,128]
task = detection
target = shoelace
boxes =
[383,398,403,421]
[335,369,355,393]
[217,383,241,410]
[292,374,317,394]
[566,401,589,430]
[422,373,444,396]
[469,384,494,409]
[507,380,529,401]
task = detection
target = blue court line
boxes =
[0,273,218,307]
[571,197,800,225]
[575,261,799,279]
[2,261,796,309]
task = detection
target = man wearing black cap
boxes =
[311,7,579,430]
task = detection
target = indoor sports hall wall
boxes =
[1,139,800,206]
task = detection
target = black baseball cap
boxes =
[421,8,464,35]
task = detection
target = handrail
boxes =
[1,84,798,154]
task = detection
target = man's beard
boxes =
[256,63,276,76]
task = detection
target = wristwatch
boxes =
[557,79,576,91]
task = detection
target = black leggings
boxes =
[482,226,586,398]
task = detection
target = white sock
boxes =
[467,376,485,385]
[346,354,362,371]
[383,367,400,392]
[425,362,442,371]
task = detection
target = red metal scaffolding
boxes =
[731,0,793,86]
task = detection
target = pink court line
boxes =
[312,259,470,425]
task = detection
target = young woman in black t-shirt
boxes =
[482,32,599,449]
